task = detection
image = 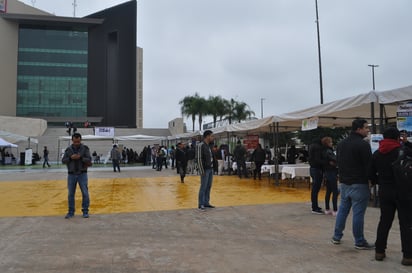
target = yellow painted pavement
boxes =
[0,176,320,217]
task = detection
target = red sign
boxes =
[243,135,259,149]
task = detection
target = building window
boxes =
[16,27,88,118]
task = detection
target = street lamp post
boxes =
[368,64,379,90]
[315,0,324,104]
[368,63,379,207]
[260,98,265,119]
[368,64,379,134]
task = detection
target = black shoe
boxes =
[205,204,215,208]
[402,257,412,266]
[375,252,386,261]
[355,240,375,250]
[311,208,324,214]
[198,205,206,211]
[82,213,89,218]
[65,213,74,219]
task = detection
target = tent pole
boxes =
[370,102,376,134]
[57,139,60,165]
[274,122,280,186]
[379,104,384,133]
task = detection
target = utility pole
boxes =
[315,0,324,104]
[72,0,77,17]
[260,98,265,119]
[368,64,379,91]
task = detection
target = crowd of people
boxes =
[58,119,412,266]
[307,119,412,266]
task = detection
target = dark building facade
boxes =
[87,1,137,127]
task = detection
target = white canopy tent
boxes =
[0,137,18,148]
[207,86,412,137]
[0,130,38,147]
[114,134,166,141]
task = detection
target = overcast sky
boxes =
[20,0,412,129]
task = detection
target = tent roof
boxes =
[114,135,166,141]
[0,130,38,144]
[0,137,18,148]
[58,135,113,141]
[209,85,412,135]
[167,131,202,141]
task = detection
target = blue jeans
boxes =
[333,183,370,245]
[310,167,323,210]
[67,173,90,215]
[198,168,213,207]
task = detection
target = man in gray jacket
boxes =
[110,144,121,172]
[62,133,92,219]
[197,130,215,211]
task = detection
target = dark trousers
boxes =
[177,162,187,181]
[324,169,339,211]
[310,167,323,210]
[112,159,120,172]
[253,161,264,179]
[375,185,412,258]
[236,160,248,178]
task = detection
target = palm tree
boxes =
[225,99,255,124]
[179,95,198,132]
[207,95,227,128]
[232,101,255,123]
[193,95,208,131]
[224,98,236,125]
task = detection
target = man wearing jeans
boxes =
[197,130,215,211]
[332,119,374,249]
[62,133,92,219]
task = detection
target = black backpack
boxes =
[392,147,412,188]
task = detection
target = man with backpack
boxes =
[369,127,412,265]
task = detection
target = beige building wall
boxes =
[136,47,143,128]
[0,0,51,117]
[168,118,185,136]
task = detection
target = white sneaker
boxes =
[332,211,338,216]
[324,209,333,215]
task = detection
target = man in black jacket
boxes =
[331,119,374,250]
[62,133,92,219]
[369,127,412,265]
[175,142,187,183]
[308,137,326,214]
[197,130,215,211]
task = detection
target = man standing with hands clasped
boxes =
[331,119,374,249]
[62,133,92,219]
[197,130,215,211]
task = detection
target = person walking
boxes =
[186,144,196,174]
[368,127,412,265]
[169,145,176,170]
[321,137,339,216]
[42,146,51,168]
[331,119,374,249]
[110,144,121,172]
[252,143,266,180]
[234,140,248,178]
[62,133,92,219]
[175,142,187,183]
[308,137,326,214]
[197,130,215,211]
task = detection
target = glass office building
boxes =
[16,27,88,118]
[0,0,140,127]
